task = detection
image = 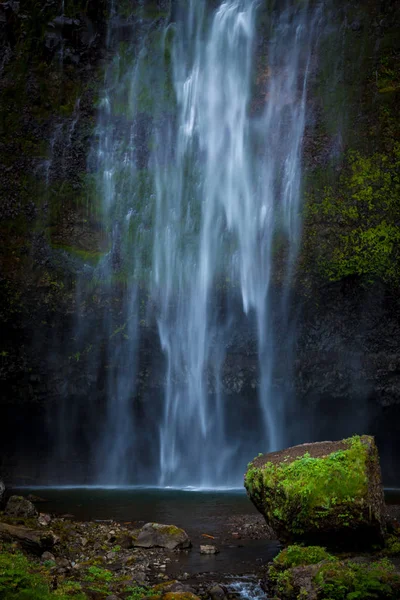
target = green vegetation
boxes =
[383,535,400,557]
[268,545,336,590]
[0,547,86,600]
[126,586,158,600]
[315,558,400,600]
[305,146,400,284]
[267,546,400,600]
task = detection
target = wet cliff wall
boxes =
[0,0,399,483]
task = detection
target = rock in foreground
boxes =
[245,435,386,548]
[134,523,191,550]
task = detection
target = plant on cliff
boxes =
[304,144,400,285]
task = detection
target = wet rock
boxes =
[5,495,38,518]
[118,534,134,549]
[207,584,227,600]
[245,436,386,549]
[134,523,191,550]
[38,513,51,527]
[200,545,219,555]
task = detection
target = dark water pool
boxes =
[12,487,253,531]
[12,487,281,576]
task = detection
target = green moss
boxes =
[267,548,400,600]
[304,145,400,285]
[315,558,400,600]
[0,546,86,599]
[245,436,383,542]
[383,535,400,557]
[83,566,113,583]
[126,586,158,600]
[272,545,336,572]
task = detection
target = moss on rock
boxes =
[245,435,386,548]
[265,547,400,600]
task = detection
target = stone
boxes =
[106,596,120,600]
[41,551,55,562]
[200,545,219,555]
[56,557,71,569]
[134,523,191,550]
[119,534,134,549]
[245,435,386,549]
[38,513,51,527]
[207,584,227,600]
[5,495,38,518]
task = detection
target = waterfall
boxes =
[50,0,323,486]
[152,0,321,486]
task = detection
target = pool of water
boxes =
[11,488,281,576]
[13,487,253,530]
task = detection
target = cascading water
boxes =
[51,0,324,486]
[151,0,321,486]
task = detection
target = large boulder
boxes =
[134,523,191,550]
[244,435,386,549]
[5,495,38,518]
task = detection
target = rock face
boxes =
[134,523,191,550]
[5,495,38,518]
[245,435,386,549]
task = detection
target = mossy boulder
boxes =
[5,495,38,518]
[245,435,386,548]
[265,546,400,600]
[134,523,191,550]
